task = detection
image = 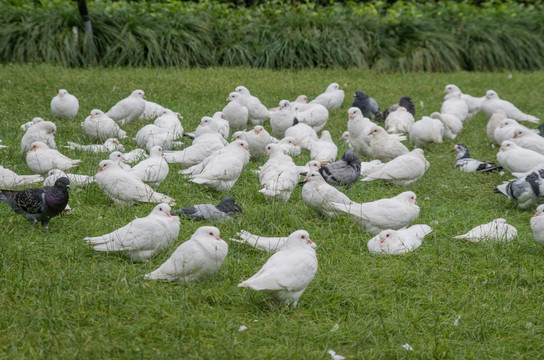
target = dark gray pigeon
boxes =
[0,177,70,229]
[318,150,361,188]
[171,196,242,221]
[494,169,544,210]
[352,90,380,120]
[376,96,416,122]
[452,144,502,173]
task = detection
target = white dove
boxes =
[43,169,94,187]
[258,143,300,202]
[277,136,301,157]
[481,90,539,123]
[64,138,125,153]
[84,203,180,262]
[26,141,82,174]
[301,170,352,218]
[486,110,508,144]
[188,116,228,141]
[454,218,517,242]
[430,112,463,140]
[211,112,231,140]
[223,92,249,131]
[21,120,57,153]
[292,102,329,133]
[81,109,127,141]
[50,89,79,119]
[144,226,228,283]
[330,191,420,235]
[94,160,176,206]
[385,106,415,134]
[310,82,345,110]
[134,124,175,152]
[106,89,146,125]
[339,131,351,147]
[441,86,469,122]
[347,107,374,157]
[20,117,44,131]
[367,125,409,162]
[163,132,226,166]
[362,148,429,185]
[234,86,270,125]
[108,151,132,170]
[269,100,295,138]
[367,224,433,255]
[232,125,276,159]
[137,100,167,121]
[309,130,338,165]
[238,230,317,308]
[497,141,544,174]
[511,127,544,155]
[409,116,444,147]
[122,148,148,163]
[153,109,184,140]
[0,166,43,189]
[129,146,169,188]
[284,122,318,150]
[494,118,536,145]
[443,84,484,120]
[230,230,290,252]
[297,160,321,176]
[530,204,544,248]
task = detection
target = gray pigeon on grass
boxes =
[318,150,361,188]
[352,90,380,120]
[171,196,242,221]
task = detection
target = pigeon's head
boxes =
[97,160,116,173]
[109,151,126,163]
[58,89,68,97]
[235,86,250,95]
[348,107,363,120]
[252,125,265,135]
[149,145,163,157]
[279,136,298,147]
[327,82,340,91]
[279,100,290,110]
[399,191,418,205]
[512,128,527,139]
[31,117,45,125]
[485,90,498,100]
[231,131,245,141]
[36,121,57,134]
[89,109,104,118]
[444,84,460,94]
[54,176,70,190]
[339,131,349,141]
[304,170,324,183]
[218,196,243,215]
[377,230,397,245]
[534,204,544,218]
[27,141,49,153]
[451,144,468,153]
[367,125,383,137]
[264,143,281,156]
[226,92,239,102]
[499,141,516,152]
[131,89,146,99]
[341,150,361,166]
[231,139,250,153]
[195,226,222,242]
[354,90,368,99]
[285,230,315,249]
[153,203,172,217]
[294,95,308,104]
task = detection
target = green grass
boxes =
[1,65,544,359]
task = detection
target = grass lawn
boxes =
[1,64,544,359]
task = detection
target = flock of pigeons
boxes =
[1,81,543,308]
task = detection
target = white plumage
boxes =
[277,136,301,157]
[292,102,329,132]
[497,140,544,174]
[129,146,169,188]
[511,127,544,155]
[362,148,429,185]
[443,84,483,120]
[301,170,352,218]
[347,107,374,157]
[20,117,44,131]
[21,120,57,153]
[137,100,167,121]
[0,166,43,189]
[481,90,539,123]
[26,141,82,174]
[50,89,79,119]
[441,85,469,122]
[530,205,544,248]
[164,132,226,166]
[230,230,290,252]
[494,118,536,145]
[234,86,270,125]
[284,122,318,150]
[43,169,94,187]
[409,116,444,147]
[454,218,517,242]
[81,109,127,141]
[310,82,345,110]
[232,125,276,159]
[269,100,295,138]
[309,130,338,165]
[486,110,508,144]
[368,125,409,162]
[108,151,132,170]
[223,92,249,131]
[134,124,175,152]
[154,109,184,140]
[106,89,146,125]
[430,112,463,140]
[64,138,124,153]
[367,225,432,255]
[385,106,414,134]
[258,143,300,202]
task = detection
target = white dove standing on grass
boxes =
[443,84,484,120]
[94,160,176,206]
[530,205,544,248]
[187,116,228,141]
[276,136,301,157]
[106,89,146,125]
[409,116,444,147]
[330,191,420,235]
[64,138,124,153]
[232,125,276,159]
[481,90,539,123]
[367,125,409,162]
[292,102,329,133]
[494,118,536,145]
[511,127,544,155]
[310,82,345,110]
[454,218,517,242]
[0,166,43,189]
[129,146,169,189]
[309,130,338,166]
[163,132,226,166]
[134,123,175,152]
[153,109,184,140]
[43,169,94,187]
[84,203,180,262]
[230,230,292,252]
[347,107,374,157]
[362,148,429,185]
[367,225,433,255]
[238,230,317,309]
[269,100,295,138]
[497,141,544,174]
[223,92,249,131]
[258,143,300,202]
[284,122,319,150]
[81,109,127,141]
[441,85,469,122]
[50,89,79,119]
[21,120,57,153]
[430,112,463,140]
[301,170,352,219]
[144,226,228,283]
[385,107,415,134]
[26,141,82,174]
[486,110,508,144]
[235,86,270,125]
[137,100,167,121]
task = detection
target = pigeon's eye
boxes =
[386,234,390,237]
[159,207,163,211]
[209,232,214,236]
[301,235,306,239]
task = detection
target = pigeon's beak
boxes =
[534,212,539,217]
[143,95,146,99]
[66,185,71,190]
[217,236,222,241]
[303,176,309,181]
[226,97,229,101]
[348,114,353,120]
[414,200,418,205]
[308,239,317,249]
[367,131,373,136]
[451,147,456,152]
[245,146,249,152]
[166,212,172,217]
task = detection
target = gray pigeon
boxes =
[352,90,380,120]
[494,169,544,210]
[318,150,361,188]
[452,144,502,173]
[377,96,416,122]
[0,177,70,229]
[171,196,242,221]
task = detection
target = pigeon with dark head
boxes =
[0,177,70,229]
[376,96,416,122]
[452,144,502,173]
[352,90,380,120]
[172,196,243,221]
[318,150,361,188]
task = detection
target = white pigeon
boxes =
[481,90,539,123]
[108,151,132,170]
[223,92,249,131]
[530,204,544,248]
[153,109,184,140]
[297,160,321,176]
[284,122,319,150]
[430,112,463,140]
[494,118,536,145]
[230,230,290,252]
[188,116,228,141]
[84,203,180,262]
[211,112,231,140]
[137,100,167,121]
[339,131,351,147]
[310,82,345,110]
[347,107,374,157]
[301,170,352,218]
[106,89,146,125]
[0,166,43,189]
[277,136,301,157]
[94,160,176,206]
[330,191,420,235]
[21,120,57,153]
[26,141,82,174]
[81,109,127,141]
[258,143,300,202]
[409,116,444,147]
[441,86,469,122]
[269,100,296,138]
[238,230,317,308]
[129,146,169,188]
[122,148,148,163]
[367,224,432,255]
[20,117,44,131]
[234,86,270,125]
[185,140,250,192]
[64,138,125,153]
[43,169,94,187]
[443,84,484,120]
[385,106,415,134]
[454,218,517,242]
[360,159,383,175]
[511,127,544,155]
[367,125,409,162]
[144,226,228,283]
[362,148,429,185]
[134,124,174,152]
[50,89,79,119]
[486,110,508,144]
[496,140,544,174]
[309,130,338,165]
[232,125,276,159]
[292,102,329,133]
[163,132,226,166]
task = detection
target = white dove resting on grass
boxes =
[0,166,43,189]
[330,191,420,235]
[347,107,374,157]
[292,102,329,133]
[222,91,249,131]
[164,132,226,166]
[441,85,469,123]
[367,225,432,255]
[129,146,169,189]
[453,218,517,242]
[430,112,463,140]
[64,138,125,153]
[409,116,444,147]
[367,125,409,162]
[108,151,132,170]
[84,203,180,262]
[106,89,146,125]
[361,148,429,185]
[20,117,44,131]
[50,89,79,119]
[301,170,352,219]
[443,84,484,120]
[530,204,544,248]
[234,85,270,126]
[481,89,539,123]
[21,120,57,153]
[137,99,167,121]
[511,127,544,155]
[230,230,293,252]
[154,109,184,140]
[309,130,338,166]
[94,160,176,206]
[284,122,319,150]
[134,124,175,152]
[43,169,94,187]
[486,110,508,144]
[269,100,295,138]
[144,226,228,283]
[238,230,317,309]
[277,136,301,157]
[258,143,300,202]
[81,109,127,141]
[310,82,345,111]
[385,106,415,134]
[496,141,544,175]
[26,141,82,175]
[232,125,276,159]
[494,118,537,145]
